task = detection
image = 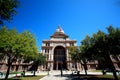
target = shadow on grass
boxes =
[0,75,37,80]
[0,78,21,80]
[51,73,117,80]
[72,74,115,80]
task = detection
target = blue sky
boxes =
[5,0,120,51]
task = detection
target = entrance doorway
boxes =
[53,46,67,70]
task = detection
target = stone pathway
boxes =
[39,70,104,80]
[39,70,72,80]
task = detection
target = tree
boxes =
[106,26,120,80]
[69,46,79,62]
[81,26,120,80]
[69,45,89,75]
[80,35,95,75]
[0,27,38,80]
[0,0,19,24]
[69,46,80,74]
[93,26,120,80]
[32,53,46,76]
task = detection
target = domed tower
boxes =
[42,26,77,70]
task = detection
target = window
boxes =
[45,49,49,53]
[46,43,50,46]
[70,42,74,46]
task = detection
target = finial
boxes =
[58,25,62,31]
[58,25,61,28]
[56,25,64,33]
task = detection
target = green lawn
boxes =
[21,75,45,80]
[103,75,120,78]
[2,71,23,75]
[0,75,46,80]
[79,73,120,80]
[78,74,120,80]
[88,70,102,72]
[0,71,46,80]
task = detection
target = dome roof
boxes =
[56,26,64,33]
[51,26,69,38]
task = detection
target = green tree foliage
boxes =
[0,27,38,80]
[32,53,46,76]
[69,46,79,62]
[69,26,120,80]
[80,26,120,80]
[80,35,95,75]
[69,46,88,75]
[0,0,19,24]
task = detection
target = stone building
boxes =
[42,26,77,70]
[41,26,120,71]
[0,57,33,71]
[0,26,119,72]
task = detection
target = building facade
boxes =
[0,57,33,71]
[41,26,120,71]
[0,26,119,72]
[42,26,77,70]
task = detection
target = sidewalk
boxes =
[39,71,72,80]
[39,70,103,80]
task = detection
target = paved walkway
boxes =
[0,70,104,80]
[39,71,72,80]
[39,70,103,80]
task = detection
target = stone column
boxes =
[66,49,68,61]
[48,53,50,60]
[67,63,70,70]
[51,49,53,61]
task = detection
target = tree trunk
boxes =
[114,55,120,68]
[33,64,37,76]
[83,61,87,75]
[106,53,118,80]
[5,59,12,80]
[33,71,36,76]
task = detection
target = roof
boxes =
[50,26,69,38]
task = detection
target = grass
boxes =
[72,70,120,80]
[88,70,102,72]
[81,75,120,80]
[21,75,45,80]
[2,71,23,75]
[9,72,23,74]
[103,75,117,78]
[72,74,120,80]
[0,75,46,80]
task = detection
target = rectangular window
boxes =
[45,49,49,53]
[70,43,74,46]
[46,43,50,46]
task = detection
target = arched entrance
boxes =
[53,46,67,70]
